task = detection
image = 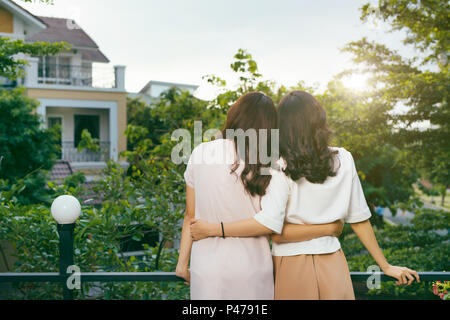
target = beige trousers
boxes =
[273,249,355,300]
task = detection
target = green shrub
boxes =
[0,88,60,205]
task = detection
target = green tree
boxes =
[204,49,284,110]
[0,0,70,204]
[0,37,68,80]
[77,129,100,153]
[126,97,164,151]
[0,88,60,204]
[343,0,449,204]
[426,150,450,206]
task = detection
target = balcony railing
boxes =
[61,141,110,162]
[24,58,126,91]
[38,64,116,89]
[0,195,449,300]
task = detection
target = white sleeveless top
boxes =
[253,147,371,256]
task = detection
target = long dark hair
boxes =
[221,92,278,196]
[278,90,338,183]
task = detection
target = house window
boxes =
[74,115,99,147]
[47,116,62,129]
[38,56,72,84]
[0,76,16,88]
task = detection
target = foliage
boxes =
[422,149,450,206]
[361,0,449,56]
[0,0,69,204]
[1,173,447,299]
[77,129,100,153]
[0,38,68,80]
[126,97,162,151]
[203,49,286,111]
[0,88,60,204]
[0,167,189,299]
[346,0,449,204]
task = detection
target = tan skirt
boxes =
[273,249,355,300]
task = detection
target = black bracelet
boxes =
[221,222,225,239]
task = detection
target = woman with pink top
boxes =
[175,92,343,300]
[190,90,420,300]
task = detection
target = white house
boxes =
[129,80,199,105]
[0,0,128,171]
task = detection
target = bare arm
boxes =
[190,218,342,241]
[191,218,273,239]
[351,219,420,285]
[271,221,343,243]
[175,185,195,284]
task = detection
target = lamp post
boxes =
[51,195,81,300]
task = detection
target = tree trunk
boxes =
[154,238,166,270]
[441,186,447,207]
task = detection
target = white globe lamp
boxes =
[51,195,81,224]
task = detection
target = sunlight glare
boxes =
[341,72,371,92]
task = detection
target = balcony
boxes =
[38,64,116,88]
[61,141,111,162]
[23,57,125,91]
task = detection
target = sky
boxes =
[15,0,416,98]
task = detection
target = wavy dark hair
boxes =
[278,90,338,183]
[221,92,278,196]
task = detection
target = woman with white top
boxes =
[190,90,420,300]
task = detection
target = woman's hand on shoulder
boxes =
[190,219,218,241]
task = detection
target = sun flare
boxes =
[341,72,372,91]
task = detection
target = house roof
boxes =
[26,16,110,63]
[139,80,199,94]
[1,0,46,29]
[29,16,97,47]
[78,48,109,63]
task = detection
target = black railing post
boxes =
[51,194,81,300]
[57,223,75,300]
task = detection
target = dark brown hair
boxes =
[278,90,338,183]
[221,92,278,196]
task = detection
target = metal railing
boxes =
[61,141,110,162]
[0,195,449,300]
[38,64,116,89]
